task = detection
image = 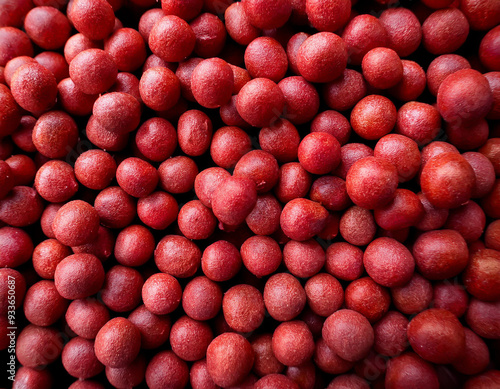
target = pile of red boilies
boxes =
[1,0,500,388]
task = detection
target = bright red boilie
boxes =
[170,315,213,362]
[305,0,350,32]
[183,276,222,321]
[149,15,195,62]
[139,67,180,112]
[304,273,343,317]
[426,54,471,96]
[234,150,279,193]
[325,242,364,281]
[259,119,300,163]
[0,27,33,67]
[190,12,226,58]
[116,157,158,198]
[137,191,178,230]
[64,33,102,64]
[11,367,52,389]
[34,160,78,203]
[191,58,233,109]
[61,337,104,379]
[480,25,500,71]
[241,235,282,277]
[104,28,146,72]
[272,320,314,367]
[244,37,287,82]
[323,69,367,112]
[66,298,110,340]
[298,132,341,175]
[389,60,427,102]
[362,48,403,89]
[242,0,291,30]
[339,206,376,246]
[391,273,432,315]
[351,95,397,141]
[460,0,500,31]
[433,281,469,317]
[158,156,198,194]
[178,200,216,240]
[385,352,439,389]
[24,6,71,50]
[69,0,115,40]
[53,200,100,247]
[16,325,64,368]
[146,352,189,389]
[236,77,285,128]
[379,7,421,58]
[310,176,350,212]
[374,189,424,231]
[223,284,265,333]
[57,78,98,117]
[407,308,466,364]
[280,198,328,241]
[100,265,143,312]
[224,2,260,46]
[202,240,241,282]
[296,32,347,83]
[0,186,44,227]
[445,200,486,242]
[264,273,306,322]
[283,239,325,278]
[32,239,71,280]
[373,311,409,357]
[252,334,285,377]
[395,102,441,146]
[463,249,500,302]
[69,49,117,95]
[422,8,469,55]
[105,354,147,389]
[345,277,390,323]
[135,118,177,162]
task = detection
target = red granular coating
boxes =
[323,69,367,112]
[58,78,98,117]
[463,249,500,302]
[427,54,471,96]
[275,162,312,203]
[278,76,320,125]
[437,69,493,125]
[182,276,222,321]
[33,111,78,159]
[69,49,117,95]
[296,32,347,83]
[100,265,143,312]
[236,77,285,127]
[241,235,282,277]
[346,156,398,209]
[230,64,251,94]
[94,187,136,229]
[71,225,114,262]
[64,33,103,64]
[460,0,500,30]
[0,186,44,227]
[374,189,424,231]
[391,273,432,315]
[69,0,115,40]
[139,66,180,112]
[479,138,500,175]
[128,305,171,349]
[0,0,32,28]
[224,2,261,46]
[374,134,421,183]
[11,367,52,389]
[135,118,177,163]
[345,277,390,323]
[142,273,181,315]
[395,102,441,146]
[74,150,116,191]
[105,354,146,389]
[114,225,154,267]
[420,152,475,209]
[242,0,291,29]
[16,325,64,368]
[10,62,57,115]
[310,110,351,146]
[137,191,178,230]
[104,28,146,72]
[306,0,350,32]
[272,320,314,367]
[170,315,213,361]
[304,273,343,317]
[234,150,279,194]
[0,27,33,67]
[0,86,21,139]
[280,198,328,241]
[223,284,265,332]
[309,173,350,210]
[62,337,104,379]
[34,160,78,203]
[23,280,68,326]
[422,8,469,55]
[244,37,287,82]
[146,351,189,389]
[158,156,198,194]
[433,281,469,317]
[325,242,364,281]
[53,200,99,247]
[211,126,252,169]
[201,240,241,282]
[452,328,490,376]
[155,235,201,278]
[245,194,281,236]
[206,332,254,387]
[379,7,421,57]
[264,273,306,321]
[445,200,486,242]
[34,52,69,84]
[161,0,203,21]
[24,6,71,50]
[32,239,71,279]
[190,13,226,58]
[322,309,374,362]
[389,60,427,102]
[177,110,212,156]
[373,311,409,357]
[252,334,285,377]
[259,119,300,163]
[466,298,500,339]
[149,15,195,62]
[362,48,403,89]
[178,200,217,240]
[445,118,489,151]
[480,26,500,71]
[363,237,415,287]
[212,176,257,227]
[39,203,62,239]
[194,167,231,209]
[287,32,310,75]
[407,308,465,364]
[11,117,37,153]
[93,92,141,134]
[315,337,354,374]
[342,15,388,65]
[283,239,325,278]
[116,157,158,198]
[385,352,439,389]
[191,58,233,109]
[95,317,141,368]
[54,253,105,299]
[0,268,25,314]
[110,72,142,104]
[335,143,373,180]
[66,298,110,339]
[351,95,397,140]
[298,132,341,175]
